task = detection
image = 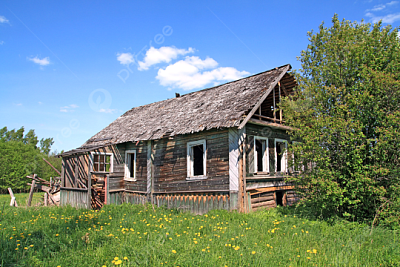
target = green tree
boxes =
[0,127,61,193]
[282,15,400,226]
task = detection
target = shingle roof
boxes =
[81,64,292,148]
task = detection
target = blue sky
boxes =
[1,0,399,153]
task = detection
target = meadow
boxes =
[0,193,399,267]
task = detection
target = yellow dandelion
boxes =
[124,257,128,260]
[172,250,177,254]
[252,251,256,255]
[234,246,240,250]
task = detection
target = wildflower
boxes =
[55,234,59,237]
[172,250,177,254]
[124,257,128,260]
[24,247,28,250]
[234,246,240,250]
[252,251,256,255]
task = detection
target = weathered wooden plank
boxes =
[251,200,275,208]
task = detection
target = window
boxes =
[254,136,269,173]
[91,153,113,173]
[275,139,288,173]
[187,140,207,179]
[124,150,136,181]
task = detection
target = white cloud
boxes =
[38,101,43,105]
[370,4,386,11]
[14,103,22,106]
[367,1,398,11]
[117,53,134,65]
[156,56,249,90]
[28,56,50,66]
[0,41,4,45]
[99,108,117,114]
[365,1,400,23]
[138,46,194,71]
[60,104,78,112]
[366,12,400,23]
[0,16,9,24]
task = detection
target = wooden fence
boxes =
[60,187,89,209]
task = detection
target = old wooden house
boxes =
[59,64,298,213]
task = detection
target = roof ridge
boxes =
[121,64,291,117]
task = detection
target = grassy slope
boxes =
[0,196,399,266]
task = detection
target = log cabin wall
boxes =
[115,142,148,193]
[62,155,89,188]
[152,128,230,193]
[244,123,297,211]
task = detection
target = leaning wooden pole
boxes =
[27,175,37,207]
[8,188,18,207]
[42,158,61,175]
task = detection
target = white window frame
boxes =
[254,136,269,173]
[90,152,113,173]
[124,150,137,181]
[186,139,207,180]
[274,139,288,174]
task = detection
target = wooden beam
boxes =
[42,158,61,176]
[238,65,290,129]
[249,185,295,195]
[87,168,92,209]
[61,158,65,187]
[74,156,79,188]
[243,132,247,213]
[248,118,295,131]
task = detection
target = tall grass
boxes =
[0,196,399,266]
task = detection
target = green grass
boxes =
[0,192,44,207]
[0,195,399,266]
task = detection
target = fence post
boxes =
[27,175,36,207]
